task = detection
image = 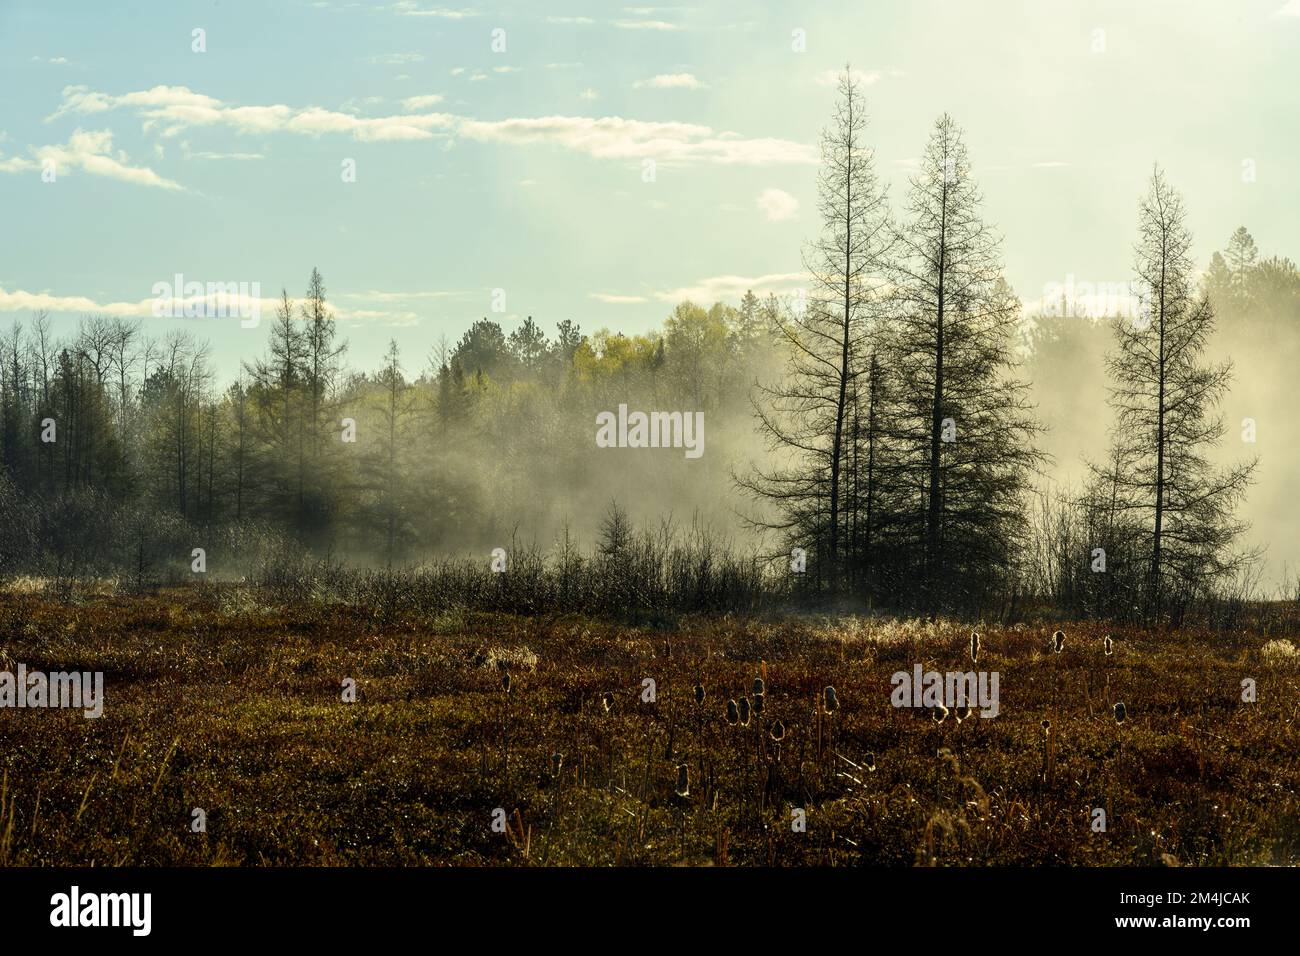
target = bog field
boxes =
[1,583,1298,867]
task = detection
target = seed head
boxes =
[675,764,690,797]
[970,632,981,663]
[752,676,765,697]
[694,683,705,706]
[770,719,786,742]
[752,692,764,715]
[1103,635,1113,656]
[1053,630,1065,654]
[932,703,949,724]
[726,699,739,725]
[824,686,840,713]
[1114,701,1127,724]
[739,696,752,727]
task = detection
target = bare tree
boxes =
[740,66,892,591]
[1097,167,1257,621]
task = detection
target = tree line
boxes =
[0,68,1284,625]
[0,267,783,578]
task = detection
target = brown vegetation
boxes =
[1,584,1297,866]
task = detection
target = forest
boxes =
[2,71,1297,626]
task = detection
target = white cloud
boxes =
[457,115,816,166]
[391,3,479,18]
[633,73,705,90]
[590,292,649,304]
[1273,0,1300,16]
[0,286,157,316]
[47,85,816,168]
[0,285,279,317]
[1,128,182,190]
[756,188,799,221]
[50,84,454,142]
[653,272,809,303]
[401,93,446,110]
[579,88,600,101]
[181,143,264,161]
[614,19,681,30]
[0,284,437,324]
[0,153,33,173]
[341,95,386,113]
[547,16,595,24]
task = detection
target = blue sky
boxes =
[2,0,1299,376]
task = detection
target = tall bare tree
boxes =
[1097,167,1256,620]
[741,67,892,590]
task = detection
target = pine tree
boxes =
[885,113,1042,613]
[1097,168,1257,621]
[740,66,892,591]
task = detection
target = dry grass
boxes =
[0,585,1297,866]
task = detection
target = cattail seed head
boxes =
[726,699,739,725]
[970,632,980,663]
[1114,701,1127,724]
[1104,635,1113,656]
[770,719,785,742]
[752,676,765,697]
[694,683,705,705]
[1041,719,1051,735]
[1053,630,1065,653]
[675,764,689,797]
[932,703,949,724]
[752,692,764,715]
[824,686,839,713]
[739,696,751,726]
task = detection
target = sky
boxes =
[2,0,1299,378]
